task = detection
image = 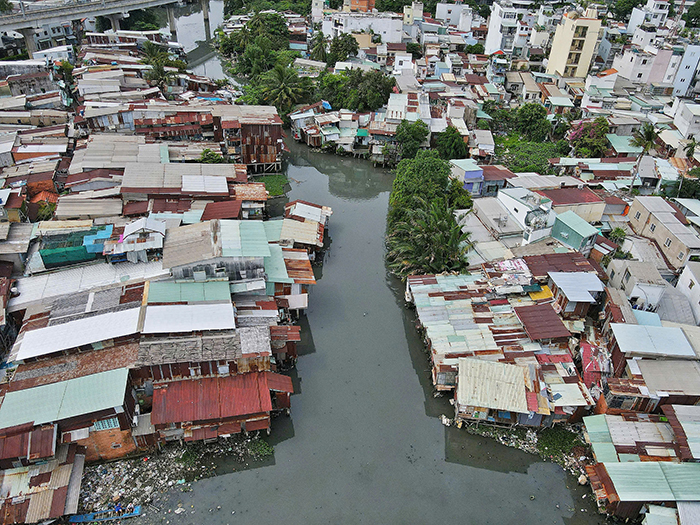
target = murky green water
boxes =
[137,141,608,524]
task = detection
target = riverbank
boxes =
[78,434,274,513]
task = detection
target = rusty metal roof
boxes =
[523,253,596,280]
[265,372,293,393]
[151,372,273,425]
[201,200,242,221]
[514,304,571,341]
[535,186,604,205]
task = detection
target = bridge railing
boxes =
[0,0,170,23]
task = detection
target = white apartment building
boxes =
[484,0,541,56]
[673,45,700,97]
[612,46,680,85]
[322,12,404,44]
[435,2,473,31]
[496,187,557,245]
[628,0,670,35]
[676,262,700,325]
[673,99,700,139]
[402,1,423,25]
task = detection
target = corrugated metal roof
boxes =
[146,281,231,303]
[0,368,128,429]
[678,501,700,525]
[279,218,322,247]
[637,360,700,396]
[514,304,571,340]
[221,220,270,258]
[151,372,273,425]
[549,271,604,303]
[264,245,293,284]
[671,405,700,459]
[201,200,242,221]
[264,219,284,242]
[605,462,674,501]
[142,303,235,334]
[456,358,528,413]
[13,307,141,361]
[611,324,695,358]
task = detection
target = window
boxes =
[679,251,686,260]
[610,270,616,280]
[687,65,692,69]
[624,269,632,283]
[650,223,656,232]
[642,59,647,65]
[93,417,120,431]
[664,238,672,247]
[635,211,641,220]
[637,73,643,79]
[690,280,695,290]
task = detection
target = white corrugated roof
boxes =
[549,271,604,303]
[142,303,236,333]
[456,357,528,413]
[611,323,696,358]
[14,307,141,361]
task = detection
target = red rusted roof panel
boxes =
[514,304,571,341]
[151,373,272,425]
[201,200,242,221]
[265,372,293,393]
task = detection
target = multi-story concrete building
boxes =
[673,99,700,139]
[676,262,700,324]
[484,0,540,56]
[612,45,681,85]
[322,12,404,44]
[673,45,700,97]
[628,0,670,36]
[546,8,601,78]
[628,196,700,270]
[597,27,624,70]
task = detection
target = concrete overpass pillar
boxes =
[18,28,37,59]
[201,0,211,40]
[106,13,122,31]
[167,6,177,41]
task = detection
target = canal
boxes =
[138,140,607,524]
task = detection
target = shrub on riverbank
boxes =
[259,174,289,197]
[386,151,472,279]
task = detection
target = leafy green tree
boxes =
[406,42,423,59]
[259,64,313,115]
[516,103,551,141]
[435,126,467,160]
[687,1,700,26]
[145,63,176,91]
[569,117,610,157]
[388,149,452,223]
[614,0,641,20]
[386,197,471,279]
[122,9,160,31]
[234,36,277,79]
[476,119,490,130]
[247,12,290,49]
[309,31,328,63]
[685,137,697,159]
[315,69,395,111]
[141,41,170,66]
[396,119,429,160]
[609,227,626,245]
[200,149,225,163]
[463,43,485,54]
[629,123,659,195]
[0,0,12,13]
[327,34,359,67]
[689,166,700,178]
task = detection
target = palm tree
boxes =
[386,198,472,278]
[146,62,176,92]
[628,123,659,196]
[259,64,312,114]
[309,31,327,63]
[140,41,169,66]
[685,137,697,161]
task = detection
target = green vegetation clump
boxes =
[494,135,567,174]
[315,69,395,112]
[536,426,585,462]
[248,439,274,457]
[386,151,473,279]
[200,149,225,164]
[259,174,289,196]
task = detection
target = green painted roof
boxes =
[159,144,170,164]
[476,110,493,120]
[0,368,129,428]
[220,220,270,258]
[356,128,369,137]
[606,133,643,154]
[264,244,293,284]
[592,442,619,463]
[264,220,284,242]
[603,462,700,502]
[147,281,231,303]
[450,158,481,172]
[555,211,598,238]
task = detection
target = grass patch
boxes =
[536,426,585,461]
[248,439,274,457]
[258,174,289,197]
